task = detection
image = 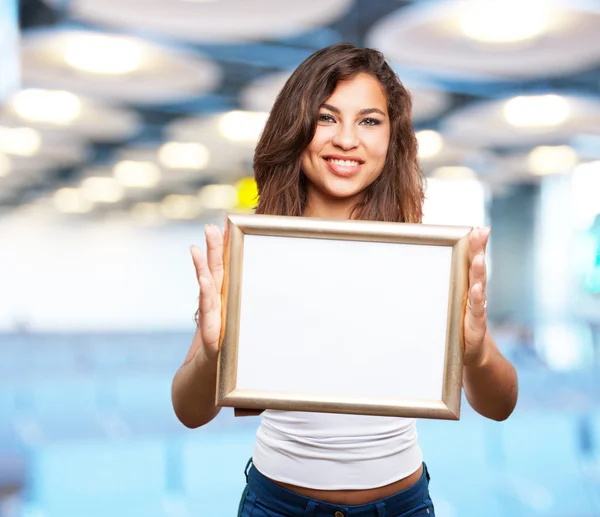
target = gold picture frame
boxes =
[216,213,471,420]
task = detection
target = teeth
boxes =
[328,159,360,167]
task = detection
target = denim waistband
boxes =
[245,459,431,517]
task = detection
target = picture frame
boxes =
[216,213,471,420]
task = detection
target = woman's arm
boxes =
[463,329,518,421]
[171,328,221,428]
[462,227,518,421]
[171,225,224,428]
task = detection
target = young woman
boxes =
[172,43,518,517]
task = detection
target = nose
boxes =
[331,123,359,150]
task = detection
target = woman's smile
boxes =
[322,154,365,178]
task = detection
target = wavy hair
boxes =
[253,43,424,223]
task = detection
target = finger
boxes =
[470,252,487,293]
[199,274,221,350]
[469,227,482,262]
[205,224,224,296]
[468,226,489,290]
[190,245,218,311]
[480,226,491,252]
[469,225,491,259]
[468,281,487,320]
[199,273,218,316]
[190,245,205,285]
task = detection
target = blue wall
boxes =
[1,333,599,517]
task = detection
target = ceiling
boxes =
[1,0,599,223]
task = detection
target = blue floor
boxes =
[1,332,599,517]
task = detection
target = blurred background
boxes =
[1,0,600,515]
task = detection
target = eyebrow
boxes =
[321,103,386,117]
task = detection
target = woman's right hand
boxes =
[190,224,224,359]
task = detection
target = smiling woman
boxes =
[172,42,518,517]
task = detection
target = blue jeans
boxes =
[238,459,435,517]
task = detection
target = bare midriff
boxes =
[269,463,423,506]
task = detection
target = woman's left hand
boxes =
[464,226,491,367]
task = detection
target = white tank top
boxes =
[252,410,423,490]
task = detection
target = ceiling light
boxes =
[459,0,550,44]
[503,95,570,128]
[416,130,443,159]
[114,160,161,188]
[0,154,11,177]
[12,89,81,124]
[53,188,93,214]
[0,127,42,156]
[160,194,201,220]
[64,33,143,75]
[81,176,124,203]
[198,184,238,210]
[158,142,210,170]
[219,111,269,142]
[432,166,477,180]
[528,145,579,176]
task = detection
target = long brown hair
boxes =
[254,43,424,223]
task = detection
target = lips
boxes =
[323,155,364,177]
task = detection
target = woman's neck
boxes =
[303,188,361,220]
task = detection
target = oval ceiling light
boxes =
[2,89,140,142]
[365,0,600,81]
[198,184,238,210]
[442,94,600,147]
[21,30,221,105]
[53,187,94,213]
[0,126,42,156]
[528,145,579,175]
[432,165,477,180]
[416,130,444,159]
[504,94,571,128]
[11,89,81,124]
[219,111,269,142]
[64,33,143,75]
[160,194,201,220]
[81,176,124,203]
[459,0,550,43]
[130,202,164,226]
[158,142,210,170]
[61,0,352,44]
[114,160,161,188]
[0,153,12,177]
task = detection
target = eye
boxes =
[359,117,381,126]
[318,113,335,123]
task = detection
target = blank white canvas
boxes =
[236,235,452,402]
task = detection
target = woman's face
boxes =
[301,73,390,209]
